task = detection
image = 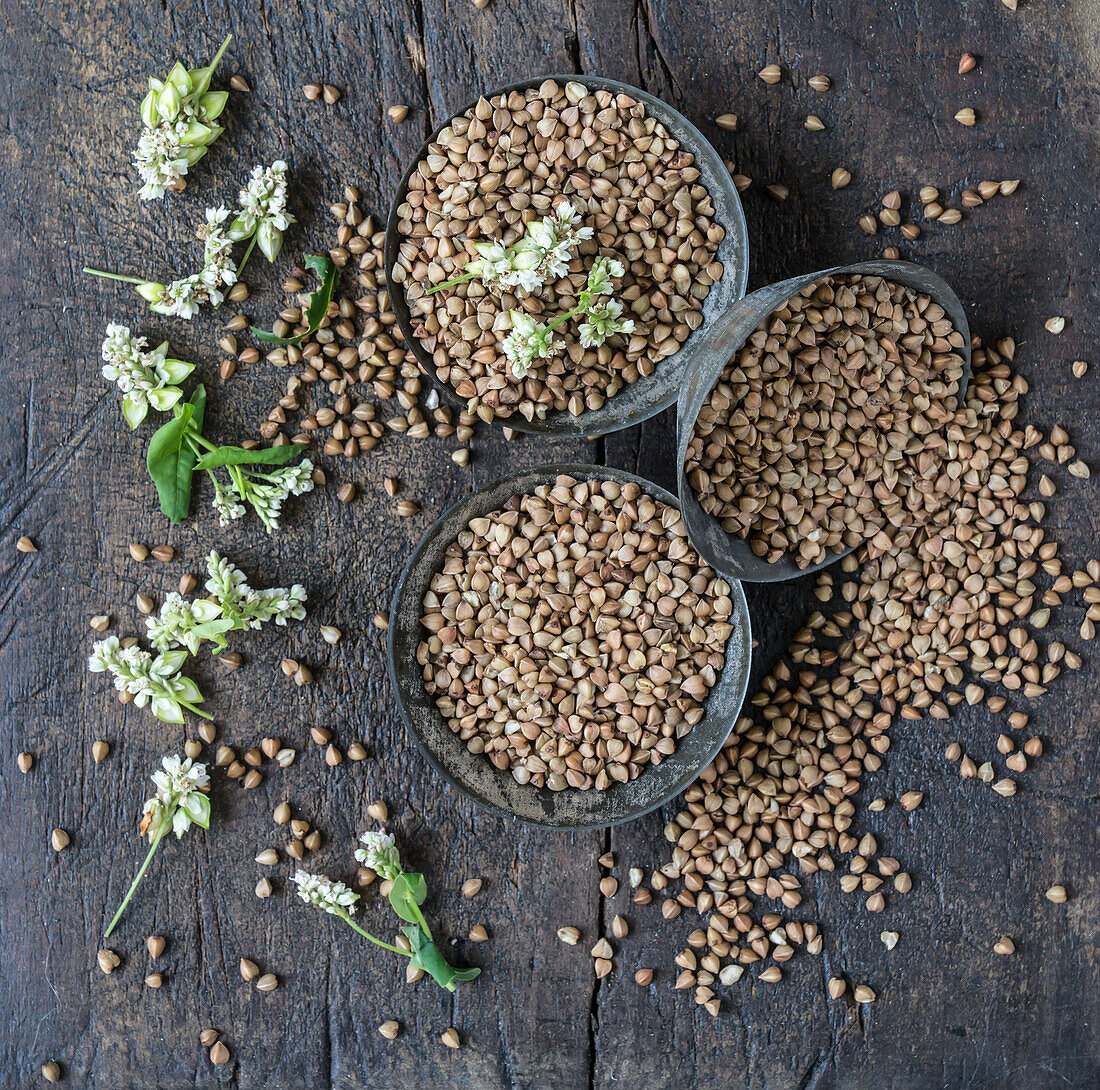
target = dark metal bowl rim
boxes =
[384,72,750,438]
[386,462,753,830]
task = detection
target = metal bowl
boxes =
[676,259,973,583]
[384,74,749,438]
[387,463,753,829]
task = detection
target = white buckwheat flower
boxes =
[232,160,296,261]
[292,870,360,916]
[501,311,564,378]
[146,592,225,655]
[578,298,635,348]
[354,831,402,880]
[143,754,211,839]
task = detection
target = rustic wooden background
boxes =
[1,0,1097,1087]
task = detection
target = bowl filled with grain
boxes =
[386,75,748,436]
[677,260,972,582]
[387,464,752,828]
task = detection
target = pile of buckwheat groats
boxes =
[391,78,726,423]
[417,475,737,790]
[614,332,1088,1012]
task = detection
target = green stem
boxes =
[104,816,171,937]
[235,235,258,280]
[84,268,147,285]
[407,899,433,942]
[546,301,585,333]
[209,33,233,72]
[336,910,412,956]
[424,271,475,296]
[176,697,214,721]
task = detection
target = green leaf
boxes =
[401,926,480,991]
[146,386,205,523]
[387,873,427,923]
[193,444,300,471]
[252,254,337,345]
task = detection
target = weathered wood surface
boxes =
[1,0,1098,1087]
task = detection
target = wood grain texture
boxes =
[0,0,1097,1087]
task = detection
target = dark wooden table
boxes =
[2,1,1098,1087]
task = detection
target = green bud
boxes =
[140,89,158,128]
[179,120,215,146]
[257,221,283,263]
[167,61,193,95]
[198,91,228,122]
[136,281,166,303]
[157,82,182,121]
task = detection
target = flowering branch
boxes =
[294,830,480,992]
[104,756,211,936]
[502,256,635,377]
[133,34,233,200]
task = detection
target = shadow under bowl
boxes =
[676,259,973,583]
[385,73,749,439]
[387,463,753,829]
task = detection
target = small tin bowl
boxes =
[676,259,972,583]
[387,463,753,829]
[385,73,749,438]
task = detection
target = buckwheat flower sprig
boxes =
[294,830,480,992]
[133,34,233,199]
[146,551,307,654]
[425,200,593,296]
[88,637,210,723]
[503,256,635,377]
[104,755,211,937]
[101,323,194,427]
[84,161,295,319]
[228,160,295,266]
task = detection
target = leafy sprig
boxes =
[293,830,480,992]
[145,383,312,530]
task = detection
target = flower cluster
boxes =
[209,458,315,533]
[229,160,295,262]
[88,638,208,724]
[141,755,211,841]
[354,831,402,880]
[292,871,361,917]
[147,552,306,656]
[133,36,232,199]
[101,323,194,427]
[502,255,635,377]
[501,313,565,379]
